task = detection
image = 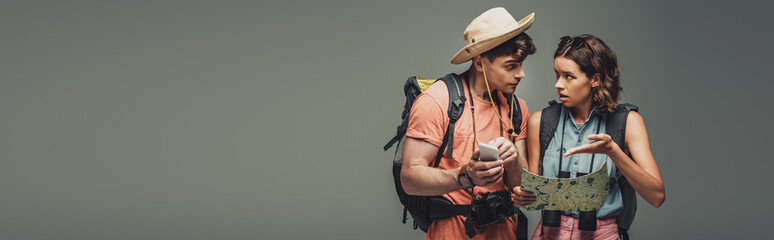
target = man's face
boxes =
[479,55,525,95]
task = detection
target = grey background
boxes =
[1,0,771,239]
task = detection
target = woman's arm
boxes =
[503,139,528,191]
[511,111,541,208]
[613,111,665,207]
[565,111,665,207]
[526,110,542,174]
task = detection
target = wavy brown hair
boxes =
[554,34,622,112]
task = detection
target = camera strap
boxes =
[461,69,527,239]
[542,108,603,232]
[464,214,478,238]
[557,110,602,174]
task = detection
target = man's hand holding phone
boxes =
[466,143,504,187]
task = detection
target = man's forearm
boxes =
[402,165,463,196]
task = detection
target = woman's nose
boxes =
[554,80,563,89]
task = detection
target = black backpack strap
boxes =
[503,93,523,137]
[537,101,571,234]
[515,208,528,240]
[605,103,638,236]
[387,74,466,166]
[384,76,423,151]
[433,131,451,168]
[428,197,471,220]
[384,134,402,151]
[503,93,528,240]
[538,100,562,175]
[437,73,466,163]
[605,103,637,150]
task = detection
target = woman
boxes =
[512,34,665,240]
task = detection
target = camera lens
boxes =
[490,202,509,220]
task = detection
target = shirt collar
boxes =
[565,107,604,125]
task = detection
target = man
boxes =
[401,7,537,240]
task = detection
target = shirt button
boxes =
[574,162,578,165]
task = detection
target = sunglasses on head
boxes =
[559,36,587,49]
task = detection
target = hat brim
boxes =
[450,12,535,65]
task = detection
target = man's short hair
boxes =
[480,33,536,63]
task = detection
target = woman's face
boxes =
[553,56,599,108]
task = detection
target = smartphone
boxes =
[478,143,500,161]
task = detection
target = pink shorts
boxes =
[531,215,619,240]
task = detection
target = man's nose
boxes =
[514,69,525,79]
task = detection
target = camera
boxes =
[471,190,515,227]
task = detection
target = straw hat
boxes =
[450,7,535,64]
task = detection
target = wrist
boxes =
[606,142,622,156]
[458,164,469,176]
[457,164,475,189]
